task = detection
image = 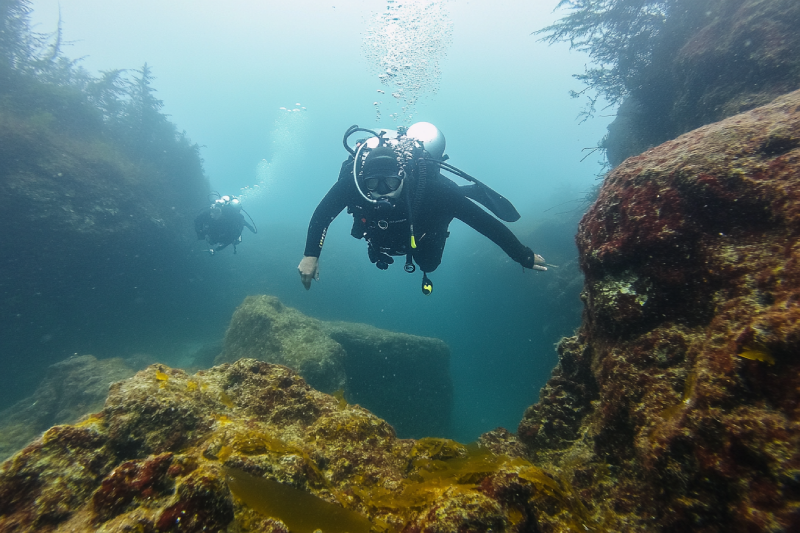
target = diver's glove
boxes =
[298,256,320,290]
[367,245,394,270]
[521,247,547,271]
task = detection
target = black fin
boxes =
[460,183,520,222]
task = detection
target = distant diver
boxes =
[298,122,546,294]
[195,194,257,254]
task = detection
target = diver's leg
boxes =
[412,232,447,273]
[412,233,447,295]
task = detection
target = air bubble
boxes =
[363,0,453,123]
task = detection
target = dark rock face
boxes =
[0,110,211,408]
[323,321,453,439]
[605,0,800,166]
[517,336,597,458]
[0,360,592,532]
[0,355,136,462]
[217,295,453,438]
[519,90,800,531]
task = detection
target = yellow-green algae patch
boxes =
[225,467,373,533]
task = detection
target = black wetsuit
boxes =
[304,158,539,273]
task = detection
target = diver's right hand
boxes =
[521,247,548,271]
[531,253,547,271]
[298,256,320,290]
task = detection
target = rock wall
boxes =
[604,0,800,166]
[519,90,800,531]
[0,108,212,407]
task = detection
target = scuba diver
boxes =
[297,122,547,294]
[195,194,257,254]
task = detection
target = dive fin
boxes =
[460,183,521,222]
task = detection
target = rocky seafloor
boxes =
[0,360,586,532]
[2,90,800,532]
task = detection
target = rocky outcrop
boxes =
[217,296,348,393]
[217,295,452,437]
[0,355,135,463]
[0,360,591,533]
[519,90,800,531]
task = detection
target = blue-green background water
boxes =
[17,0,612,442]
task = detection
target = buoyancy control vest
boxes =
[340,122,518,292]
[344,127,434,261]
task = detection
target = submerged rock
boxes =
[0,360,591,532]
[217,295,452,437]
[519,90,800,531]
[217,295,348,393]
[0,297,451,462]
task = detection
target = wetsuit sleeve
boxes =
[303,161,353,257]
[452,192,538,268]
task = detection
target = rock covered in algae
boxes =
[519,89,800,531]
[0,359,593,532]
[217,295,452,437]
[0,355,135,462]
[216,295,348,393]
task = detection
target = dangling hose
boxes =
[353,141,376,205]
[241,208,258,234]
[342,124,381,156]
[406,151,427,252]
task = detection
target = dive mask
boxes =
[365,175,402,194]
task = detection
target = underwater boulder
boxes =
[216,295,348,393]
[519,89,800,531]
[217,296,453,438]
[0,360,594,532]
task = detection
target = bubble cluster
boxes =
[278,102,307,113]
[363,0,453,124]
[237,104,309,203]
[237,158,271,202]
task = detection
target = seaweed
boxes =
[224,467,372,533]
